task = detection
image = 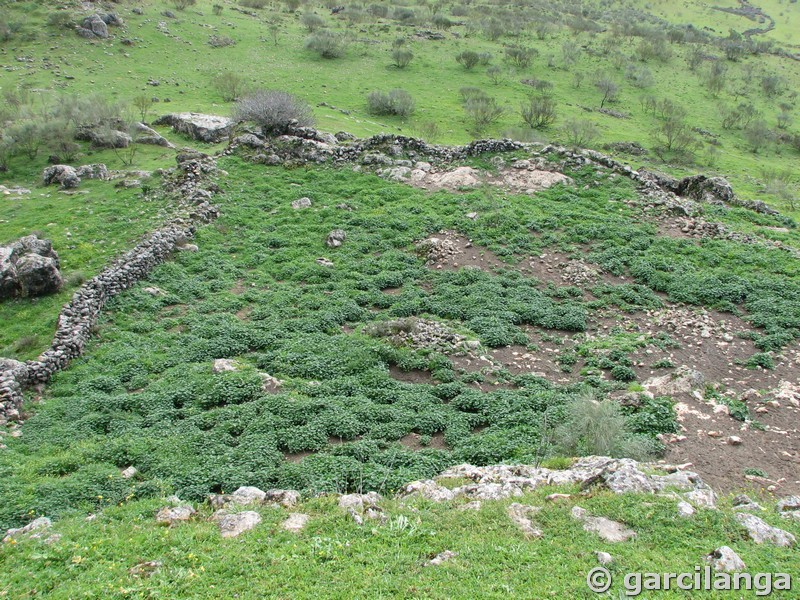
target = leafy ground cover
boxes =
[1,156,798,530]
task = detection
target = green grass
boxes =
[1,487,798,598]
[0,143,186,359]
[1,0,799,216]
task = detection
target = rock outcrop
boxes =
[0,235,62,300]
[153,113,234,143]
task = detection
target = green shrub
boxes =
[366,89,415,117]
[305,30,347,59]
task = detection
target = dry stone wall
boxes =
[0,152,220,423]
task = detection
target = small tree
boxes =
[707,62,727,96]
[305,30,346,58]
[233,89,315,134]
[486,65,502,85]
[391,49,413,69]
[7,121,44,160]
[595,78,619,108]
[520,96,556,129]
[132,94,154,123]
[561,41,580,69]
[455,50,480,70]
[464,95,504,135]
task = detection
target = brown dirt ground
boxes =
[408,232,800,494]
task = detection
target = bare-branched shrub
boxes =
[464,95,504,135]
[520,95,556,129]
[561,118,599,148]
[233,89,314,134]
[170,0,197,10]
[504,45,536,69]
[486,65,502,85]
[240,0,269,7]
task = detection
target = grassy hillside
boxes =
[2,1,800,596]
[1,0,799,209]
[2,485,799,599]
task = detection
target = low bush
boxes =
[305,30,346,59]
[366,89,415,117]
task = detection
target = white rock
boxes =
[707,546,746,572]
[735,513,795,547]
[212,358,238,373]
[121,466,138,479]
[677,501,696,518]
[571,506,636,542]
[282,513,310,533]
[595,551,614,565]
[156,505,195,526]
[216,511,262,538]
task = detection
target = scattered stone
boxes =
[326,229,346,248]
[735,513,795,547]
[459,501,482,511]
[129,561,162,578]
[215,511,261,538]
[78,15,108,39]
[315,257,334,267]
[75,164,109,180]
[643,366,704,396]
[134,123,175,148]
[684,487,717,510]
[732,495,762,512]
[282,513,310,533]
[507,503,543,539]
[399,480,455,503]
[212,358,238,373]
[264,489,301,508]
[230,486,267,506]
[156,505,195,526]
[0,235,63,300]
[121,466,138,479]
[427,550,457,566]
[727,436,742,446]
[595,551,614,565]
[706,546,746,572]
[571,506,636,542]
[292,197,312,209]
[776,496,800,520]
[3,517,52,542]
[338,492,382,512]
